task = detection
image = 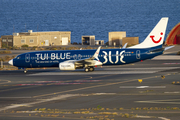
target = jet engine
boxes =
[59,62,75,70]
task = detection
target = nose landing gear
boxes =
[24,68,27,73]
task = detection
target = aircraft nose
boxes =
[8,59,13,66]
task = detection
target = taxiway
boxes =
[0,59,180,120]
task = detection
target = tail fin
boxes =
[129,17,168,48]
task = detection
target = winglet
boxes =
[122,43,128,48]
[92,46,101,60]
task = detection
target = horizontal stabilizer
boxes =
[164,46,174,51]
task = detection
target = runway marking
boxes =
[91,93,116,95]
[0,85,40,93]
[136,116,170,120]
[135,115,152,118]
[0,79,11,84]
[0,74,174,113]
[120,86,166,88]
[15,80,101,86]
[28,67,180,76]
[0,94,79,112]
[158,117,170,120]
[28,71,157,76]
[136,99,180,104]
[107,67,180,70]
[0,74,112,93]
[0,97,32,99]
[163,63,180,64]
[0,73,174,112]
[33,75,162,98]
[35,81,63,83]
[17,83,82,86]
[164,92,180,93]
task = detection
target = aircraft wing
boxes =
[74,58,94,64]
[60,46,102,67]
[74,46,102,66]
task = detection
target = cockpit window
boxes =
[16,56,21,59]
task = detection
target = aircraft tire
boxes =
[84,68,89,72]
[24,68,27,73]
[89,67,94,72]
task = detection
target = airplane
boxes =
[8,17,171,73]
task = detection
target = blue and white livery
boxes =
[8,17,171,73]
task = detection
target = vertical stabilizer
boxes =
[129,17,168,48]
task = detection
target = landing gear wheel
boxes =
[84,68,89,72]
[89,67,94,72]
[24,68,27,73]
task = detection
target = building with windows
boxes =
[81,35,104,45]
[82,35,95,45]
[109,31,126,46]
[108,31,139,46]
[95,40,104,45]
[1,30,71,47]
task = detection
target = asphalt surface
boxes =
[0,59,180,120]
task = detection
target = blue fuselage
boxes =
[12,47,163,68]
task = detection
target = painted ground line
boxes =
[107,67,180,70]
[158,117,170,120]
[164,92,180,93]
[163,63,180,64]
[0,94,79,112]
[28,71,157,76]
[32,75,161,98]
[120,86,166,88]
[136,99,180,104]
[0,79,11,84]
[137,116,170,120]
[0,97,32,99]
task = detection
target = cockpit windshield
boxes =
[16,56,21,59]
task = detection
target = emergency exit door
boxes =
[25,54,30,63]
[136,50,140,59]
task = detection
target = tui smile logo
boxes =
[150,32,163,43]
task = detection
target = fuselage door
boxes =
[136,50,140,59]
[45,40,49,46]
[25,54,30,63]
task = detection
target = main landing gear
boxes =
[84,67,94,72]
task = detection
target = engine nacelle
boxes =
[59,62,75,70]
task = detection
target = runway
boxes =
[0,60,180,120]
